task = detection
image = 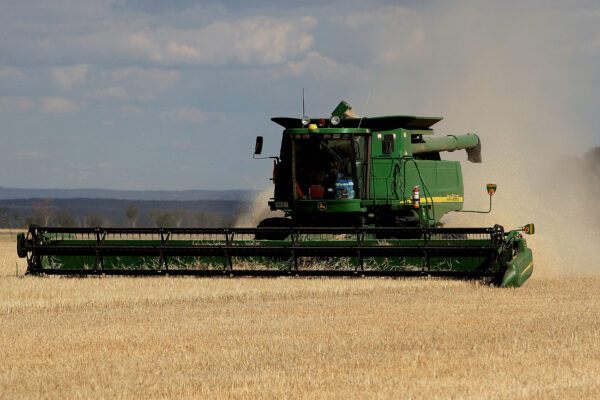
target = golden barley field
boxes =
[1,230,599,399]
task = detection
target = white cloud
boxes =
[331,6,410,28]
[0,66,26,82]
[166,41,201,61]
[330,6,428,66]
[0,96,33,112]
[174,16,316,65]
[87,86,129,100]
[76,16,317,67]
[127,31,164,61]
[106,67,180,102]
[278,51,365,82]
[159,106,208,124]
[51,64,89,90]
[40,96,79,114]
[376,27,427,65]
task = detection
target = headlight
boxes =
[330,115,340,126]
[301,116,310,126]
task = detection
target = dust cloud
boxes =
[441,156,600,277]
[368,1,600,276]
[234,188,283,228]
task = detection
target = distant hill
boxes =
[0,187,255,201]
[0,198,250,228]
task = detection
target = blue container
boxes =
[335,179,355,199]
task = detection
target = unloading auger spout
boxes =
[17,101,535,287]
[411,133,482,163]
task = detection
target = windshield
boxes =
[294,138,356,200]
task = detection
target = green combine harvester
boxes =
[17,101,534,286]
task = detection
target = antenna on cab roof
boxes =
[301,88,310,127]
[302,88,305,118]
[357,91,371,130]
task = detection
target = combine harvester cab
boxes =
[17,101,534,287]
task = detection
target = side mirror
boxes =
[254,136,263,155]
[382,134,394,154]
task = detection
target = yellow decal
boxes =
[401,195,463,204]
[445,194,462,202]
[520,261,533,276]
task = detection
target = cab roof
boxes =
[272,115,443,131]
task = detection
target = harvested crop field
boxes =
[1,231,599,399]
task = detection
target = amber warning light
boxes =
[521,223,535,235]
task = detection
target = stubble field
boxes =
[1,230,599,399]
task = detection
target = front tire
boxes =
[255,217,292,240]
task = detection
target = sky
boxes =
[1,0,599,190]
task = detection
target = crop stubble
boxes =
[0,232,598,399]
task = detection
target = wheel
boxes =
[375,213,421,239]
[255,217,292,240]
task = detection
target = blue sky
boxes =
[1,0,599,190]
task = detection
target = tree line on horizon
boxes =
[0,200,241,229]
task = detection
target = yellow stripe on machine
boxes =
[401,195,463,204]
[520,261,533,276]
